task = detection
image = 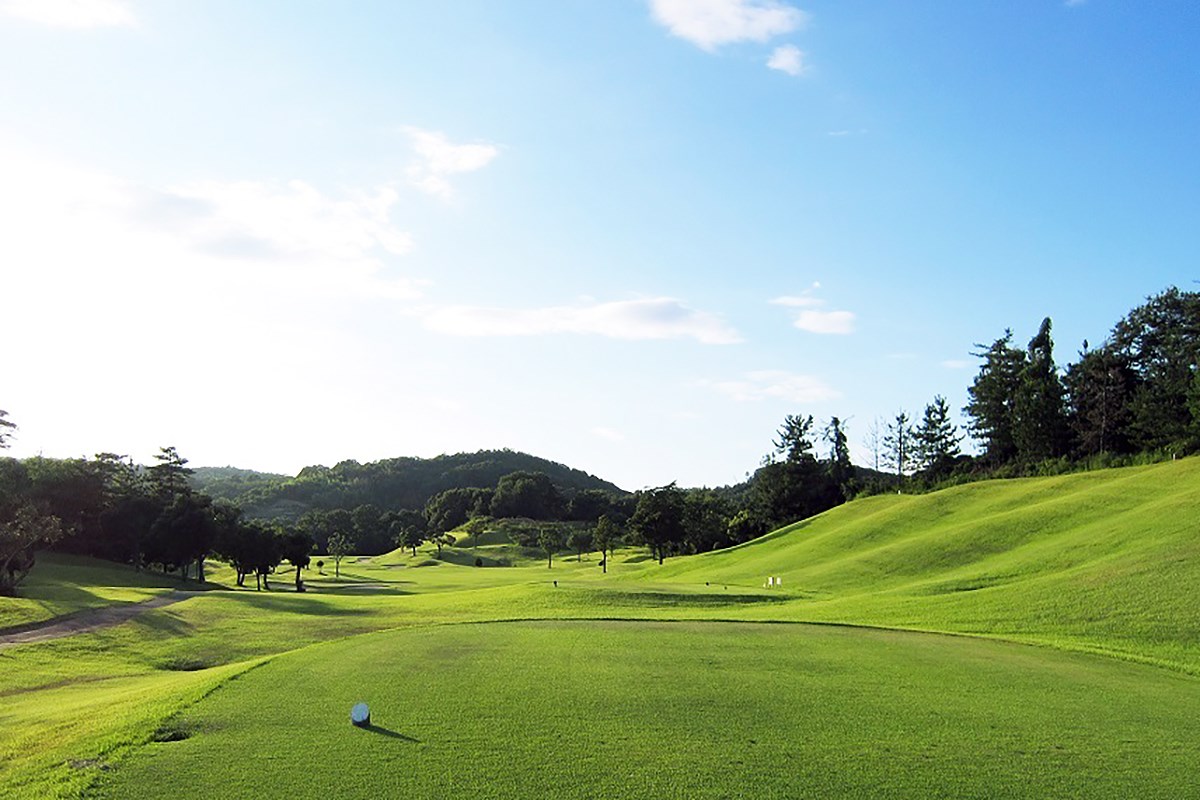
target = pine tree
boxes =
[1013,317,1070,462]
[914,396,962,477]
[964,330,1027,464]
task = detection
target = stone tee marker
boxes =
[351,702,371,727]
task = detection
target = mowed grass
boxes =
[90,620,1200,799]
[0,553,208,630]
[647,458,1200,671]
[6,457,1200,797]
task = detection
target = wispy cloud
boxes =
[0,0,137,28]
[770,285,856,335]
[153,178,413,263]
[0,147,423,310]
[592,427,627,442]
[827,129,868,137]
[649,0,806,52]
[941,359,970,369]
[401,126,499,200]
[767,44,806,76]
[422,297,742,345]
[705,370,840,403]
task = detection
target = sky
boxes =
[1,0,1198,490]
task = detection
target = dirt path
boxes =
[0,592,194,650]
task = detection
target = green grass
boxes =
[90,621,1200,799]
[0,553,214,630]
[4,457,1200,798]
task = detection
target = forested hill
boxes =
[191,450,625,521]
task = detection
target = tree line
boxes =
[0,441,314,594]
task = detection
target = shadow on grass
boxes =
[361,724,420,743]
[580,589,801,607]
[214,592,378,616]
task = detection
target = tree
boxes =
[388,509,427,556]
[430,531,456,559]
[280,528,314,591]
[1064,343,1136,457]
[1110,288,1200,451]
[882,411,915,492]
[146,446,194,500]
[538,526,563,569]
[681,489,733,553]
[628,483,686,565]
[0,505,65,595]
[592,515,619,573]
[823,416,855,498]
[863,417,884,472]
[351,504,392,554]
[914,396,963,478]
[965,330,1027,464]
[567,528,593,561]
[426,488,490,534]
[490,472,564,520]
[0,410,15,449]
[1013,317,1070,462]
[773,414,817,465]
[146,493,216,580]
[327,531,352,578]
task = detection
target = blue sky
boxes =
[1,0,1197,490]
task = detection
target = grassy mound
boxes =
[646,458,1200,671]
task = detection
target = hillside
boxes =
[191,449,626,520]
[646,457,1200,671]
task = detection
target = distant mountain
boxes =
[191,449,625,521]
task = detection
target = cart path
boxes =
[0,592,194,650]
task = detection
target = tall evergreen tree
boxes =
[1013,317,1070,462]
[914,396,962,477]
[1064,342,1136,456]
[823,416,855,498]
[965,330,1027,464]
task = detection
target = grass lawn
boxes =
[4,458,1200,798]
[90,620,1200,799]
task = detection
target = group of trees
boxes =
[3,287,1195,586]
[0,431,314,593]
[965,289,1200,468]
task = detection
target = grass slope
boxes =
[4,458,1200,798]
[646,458,1200,671]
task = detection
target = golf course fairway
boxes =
[90,621,1200,799]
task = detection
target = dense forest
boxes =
[1,286,1197,593]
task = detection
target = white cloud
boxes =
[422,297,742,345]
[941,359,970,369]
[0,0,136,28]
[157,178,413,261]
[767,44,805,76]
[401,126,499,200]
[769,295,823,308]
[706,370,840,403]
[649,0,806,51]
[770,288,855,334]
[792,309,855,335]
[592,427,626,442]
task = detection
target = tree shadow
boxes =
[360,723,420,743]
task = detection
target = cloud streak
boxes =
[649,0,806,51]
[402,126,499,200]
[0,0,137,28]
[705,370,840,403]
[770,291,856,335]
[423,298,742,344]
